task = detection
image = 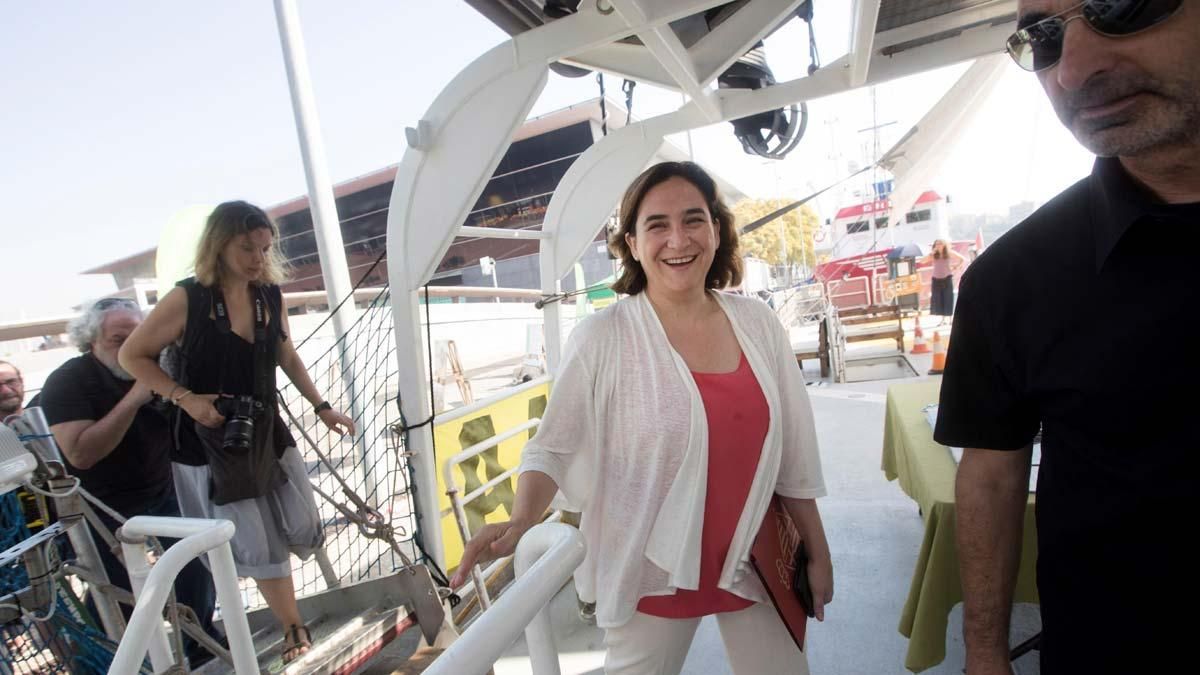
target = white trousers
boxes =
[602,602,809,675]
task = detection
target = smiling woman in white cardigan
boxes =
[452,161,833,675]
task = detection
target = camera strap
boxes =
[211,285,274,407]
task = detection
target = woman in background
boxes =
[120,201,354,664]
[922,239,966,325]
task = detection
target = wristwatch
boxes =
[313,401,332,415]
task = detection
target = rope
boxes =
[597,73,608,136]
[535,281,614,309]
[622,79,636,124]
[801,1,821,76]
[270,270,462,607]
[295,248,388,349]
[740,165,873,236]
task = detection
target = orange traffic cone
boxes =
[928,332,947,375]
[911,322,930,354]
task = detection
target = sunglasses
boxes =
[1006,0,1184,72]
[93,297,141,311]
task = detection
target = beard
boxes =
[0,394,21,416]
[93,351,134,381]
[1052,68,1200,158]
[107,363,135,381]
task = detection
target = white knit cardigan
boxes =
[518,291,827,628]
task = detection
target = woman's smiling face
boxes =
[625,176,720,299]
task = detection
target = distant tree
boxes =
[731,198,821,269]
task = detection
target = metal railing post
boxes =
[424,523,585,675]
[516,523,577,675]
[110,517,258,675]
[118,532,173,672]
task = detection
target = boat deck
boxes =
[420,331,1044,675]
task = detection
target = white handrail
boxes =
[515,523,581,675]
[442,417,543,610]
[109,517,257,675]
[442,418,543,492]
[425,523,586,675]
[450,510,564,612]
[433,375,551,426]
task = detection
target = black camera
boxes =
[213,395,262,452]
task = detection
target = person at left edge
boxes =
[39,298,225,667]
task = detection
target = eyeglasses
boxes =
[93,297,140,311]
[1006,0,1184,72]
[0,377,22,390]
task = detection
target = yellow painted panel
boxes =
[433,382,550,570]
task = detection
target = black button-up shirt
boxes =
[935,157,1199,672]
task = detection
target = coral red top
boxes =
[637,353,767,618]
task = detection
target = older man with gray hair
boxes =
[39,297,223,666]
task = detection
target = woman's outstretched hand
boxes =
[317,407,356,436]
[449,519,532,588]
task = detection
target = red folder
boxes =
[750,495,808,651]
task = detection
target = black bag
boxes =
[194,415,284,506]
[189,283,285,505]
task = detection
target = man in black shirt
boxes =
[40,298,223,666]
[935,2,1200,673]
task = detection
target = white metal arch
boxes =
[387,0,1017,566]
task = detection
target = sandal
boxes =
[282,624,313,665]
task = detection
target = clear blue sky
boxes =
[0,1,1094,323]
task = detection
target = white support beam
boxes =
[541,101,709,282]
[386,0,1019,573]
[609,0,723,121]
[873,0,1017,50]
[457,226,550,240]
[691,0,805,87]
[561,43,680,90]
[847,0,882,87]
[510,0,732,69]
[537,5,1014,306]
[718,20,1013,124]
[611,0,733,28]
[878,54,1008,242]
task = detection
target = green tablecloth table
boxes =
[882,380,1039,672]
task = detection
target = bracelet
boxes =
[173,390,193,405]
[313,401,332,415]
[167,384,182,401]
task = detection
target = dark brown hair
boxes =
[609,162,742,295]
